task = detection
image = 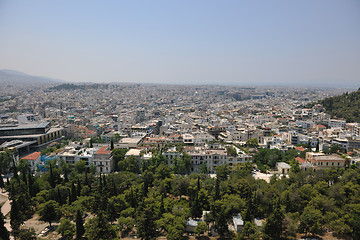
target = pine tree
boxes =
[136,204,159,240]
[76,209,85,239]
[264,197,284,240]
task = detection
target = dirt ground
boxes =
[0,194,7,206]
[22,214,62,239]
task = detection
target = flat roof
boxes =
[0,127,63,139]
[125,149,141,156]
[119,138,142,144]
[0,122,50,131]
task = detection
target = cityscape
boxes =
[1,1,360,240]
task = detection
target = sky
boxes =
[0,0,360,87]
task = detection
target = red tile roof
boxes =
[22,152,41,161]
[295,146,305,152]
[295,157,306,164]
[96,146,110,155]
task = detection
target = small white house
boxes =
[21,152,41,172]
[276,162,291,174]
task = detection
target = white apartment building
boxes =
[93,146,114,173]
[163,145,252,174]
[328,119,346,128]
[58,147,97,167]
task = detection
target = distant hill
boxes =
[308,88,360,123]
[0,69,65,85]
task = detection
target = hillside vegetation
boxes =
[310,89,360,123]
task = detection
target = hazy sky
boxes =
[1,1,359,87]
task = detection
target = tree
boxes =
[299,206,323,236]
[238,221,260,240]
[194,221,207,236]
[38,200,61,227]
[10,198,24,235]
[118,216,135,238]
[215,208,229,238]
[0,212,9,240]
[226,145,237,157]
[17,159,30,184]
[0,150,12,175]
[17,228,36,240]
[246,138,259,148]
[57,218,75,240]
[76,209,85,239]
[136,203,159,240]
[167,224,185,240]
[264,197,284,240]
[60,160,72,182]
[191,195,203,219]
[110,139,114,150]
[74,160,86,174]
[118,156,140,173]
[84,212,117,240]
[216,164,230,181]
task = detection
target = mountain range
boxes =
[0,69,65,85]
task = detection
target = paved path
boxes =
[0,190,13,239]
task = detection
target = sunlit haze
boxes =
[0,0,359,87]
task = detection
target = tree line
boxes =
[1,147,360,239]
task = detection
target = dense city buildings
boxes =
[1,83,360,239]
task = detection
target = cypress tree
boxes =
[0,212,9,240]
[214,178,220,201]
[76,209,85,239]
[12,158,18,180]
[57,188,63,205]
[28,172,33,197]
[0,174,5,189]
[99,173,103,190]
[10,199,22,235]
[6,177,10,188]
[77,178,82,197]
[85,168,89,186]
[71,182,77,202]
[197,176,201,192]
[49,163,55,188]
[102,174,107,187]
[68,191,72,205]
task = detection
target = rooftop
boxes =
[22,152,41,161]
[96,146,110,155]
